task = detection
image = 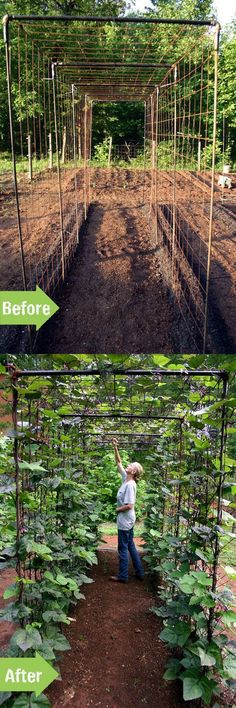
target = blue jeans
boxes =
[118,527,144,581]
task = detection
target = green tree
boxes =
[218,20,236,163]
[148,0,214,20]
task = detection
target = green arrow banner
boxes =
[0,287,59,330]
[0,654,59,696]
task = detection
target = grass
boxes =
[0,152,84,176]
[1,150,235,179]
[0,153,51,175]
[99,520,145,537]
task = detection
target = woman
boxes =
[110,438,145,583]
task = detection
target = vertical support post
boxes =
[72,84,76,163]
[52,62,65,281]
[172,64,177,281]
[78,115,82,161]
[61,125,66,164]
[207,371,228,641]
[84,94,87,220]
[175,421,183,540]
[108,136,112,166]
[143,100,146,203]
[27,134,32,181]
[72,84,79,244]
[197,139,201,171]
[203,24,220,353]
[154,87,159,246]
[3,15,27,291]
[149,94,154,219]
[12,380,23,606]
[88,99,92,207]
[48,132,53,169]
[222,108,225,168]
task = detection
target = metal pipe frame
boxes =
[7,16,217,26]
[3,15,27,291]
[52,61,65,281]
[57,63,172,68]
[63,431,163,437]
[62,413,184,420]
[203,23,221,353]
[9,367,226,378]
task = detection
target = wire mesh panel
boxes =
[146,27,219,351]
[4,15,220,350]
[5,22,92,296]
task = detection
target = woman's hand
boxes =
[112,438,119,447]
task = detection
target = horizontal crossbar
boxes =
[63,431,162,436]
[57,63,172,68]
[8,15,216,26]
[62,413,183,420]
[10,368,226,378]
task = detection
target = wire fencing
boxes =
[3,16,220,350]
[146,27,219,351]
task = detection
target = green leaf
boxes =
[152,355,170,367]
[52,634,71,651]
[220,610,236,627]
[200,676,218,705]
[178,575,196,594]
[13,628,42,652]
[160,622,191,648]
[45,627,71,651]
[195,548,210,563]
[198,647,216,667]
[42,610,70,624]
[55,574,69,586]
[0,693,12,705]
[26,541,53,560]
[19,462,47,473]
[223,654,236,679]
[3,583,18,600]
[163,659,181,680]
[183,677,203,701]
[37,640,55,661]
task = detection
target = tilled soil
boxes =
[47,550,189,708]
[36,178,179,352]
[1,167,236,353]
[0,550,235,707]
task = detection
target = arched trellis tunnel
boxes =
[3,14,228,353]
[1,365,235,706]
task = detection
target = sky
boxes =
[133,0,236,26]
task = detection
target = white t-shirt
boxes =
[116,463,136,531]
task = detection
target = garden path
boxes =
[47,548,189,708]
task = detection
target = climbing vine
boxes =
[144,377,236,705]
[0,355,235,707]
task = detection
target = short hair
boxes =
[133,462,144,481]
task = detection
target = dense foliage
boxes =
[143,398,236,705]
[0,354,235,706]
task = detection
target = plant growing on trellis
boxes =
[144,393,236,705]
[0,357,235,707]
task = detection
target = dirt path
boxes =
[36,173,180,352]
[47,550,187,708]
[0,549,235,707]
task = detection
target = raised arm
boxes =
[112,438,122,467]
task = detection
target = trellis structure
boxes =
[8,364,230,536]
[3,15,221,351]
[1,363,236,704]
